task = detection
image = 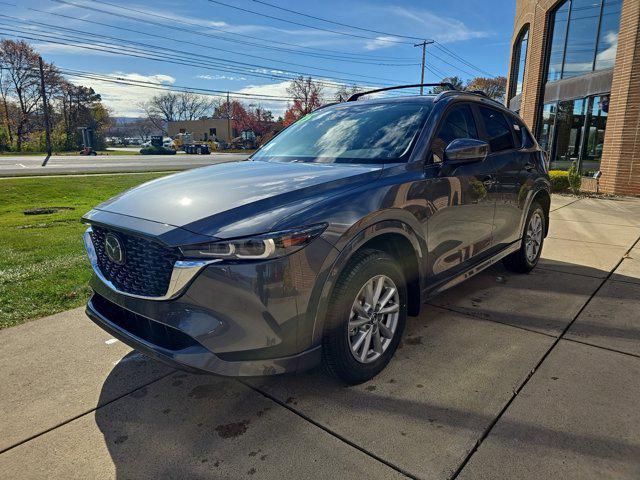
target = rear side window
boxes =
[479,106,514,152]
[514,119,535,148]
[432,105,478,163]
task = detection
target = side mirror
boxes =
[444,138,488,164]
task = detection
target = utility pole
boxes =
[39,56,53,166]
[226,91,231,144]
[414,40,434,95]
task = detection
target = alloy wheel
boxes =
[348,275,400,364]
[525,211,543,262]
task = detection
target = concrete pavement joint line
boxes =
[450,233,640,480]
[561,337,640,360]
[0,370,175,455]
[536,265,606,280]
[237,378,418,480]
[549,197,583,212]
[424,302,558,340]
[547,236,639,247]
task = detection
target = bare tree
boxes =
[0,65,15,145]
[334,84,361,102]
[140,91,216,133]
[131,117,157,141]
[0,40,54,150]
[176,92,216,121]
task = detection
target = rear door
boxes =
[476,105,522,249]
[425,103,496,281]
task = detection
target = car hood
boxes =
[95,160,383,238]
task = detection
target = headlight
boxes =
[180,223,328,260]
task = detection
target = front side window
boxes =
[546,0,622,82]
[431,105,478,163]
[479,107,514,152]
[253,102,432,164]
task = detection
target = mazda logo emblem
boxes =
[104,233,125,265]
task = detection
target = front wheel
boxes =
[322,249,407,384]
[503,202,546,273]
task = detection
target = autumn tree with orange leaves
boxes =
[283,76,324,126]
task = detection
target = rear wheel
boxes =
[503,201,545,273]
[322,249,407,384]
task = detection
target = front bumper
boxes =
[87,293,321,376]
[84,219,338,376]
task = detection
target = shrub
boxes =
[549,170,570,192]
[567,160,581,194]
[140,146,176,155]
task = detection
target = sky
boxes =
[0,0,516,117]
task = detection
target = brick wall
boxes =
[509,0,640,196]
[599,0,640,196]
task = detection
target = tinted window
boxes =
[546,0,622,81]
[510,118,536,149]
[253,102,431,164]
[431,105,478,163]
[479,107,514,152]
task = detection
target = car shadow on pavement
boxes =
[95,251,640,479]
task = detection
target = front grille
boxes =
[90,225,181,297]
[91,293,198,351]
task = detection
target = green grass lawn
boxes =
[0,172,170,329]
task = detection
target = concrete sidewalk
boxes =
[1,195,639,479]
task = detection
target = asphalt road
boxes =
[0,153,249,177]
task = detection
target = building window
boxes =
[209,128,217,136]
[514,27,529,96]
[546,0,622,82]
[537,94,609,172]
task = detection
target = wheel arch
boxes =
[531,188,551,236]
[309,219,425,346]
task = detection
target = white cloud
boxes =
[389,6,491,44]
[33,42,124,57]
[197,74,247,81]
[67,72,176,117]
[364,36,402,51]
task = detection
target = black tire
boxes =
[503,201,546,273]
[322,249,407,384]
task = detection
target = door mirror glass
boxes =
[444,138,489,163]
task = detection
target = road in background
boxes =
[0,153,249,177]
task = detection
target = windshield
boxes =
[253,102,432,164]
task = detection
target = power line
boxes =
[0,17,399,88]
[0,26,367,90]
[0,62,295,102]
[49,0,417,63]
[434,41,497,78]
[249,0,428,41]
[207,0,415,45]
[20,9,417,83]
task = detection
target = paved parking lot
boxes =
[1,195,639,479]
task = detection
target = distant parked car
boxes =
[83,84,550,384]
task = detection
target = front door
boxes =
[424,103,496,282]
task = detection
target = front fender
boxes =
[299,218,426,350]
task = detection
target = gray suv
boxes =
[83,84,550,384]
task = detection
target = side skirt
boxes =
[425,240,521,299]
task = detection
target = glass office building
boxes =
[506,0,640,191]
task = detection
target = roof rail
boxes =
[466,89,488,98]
[347,83,457,102]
